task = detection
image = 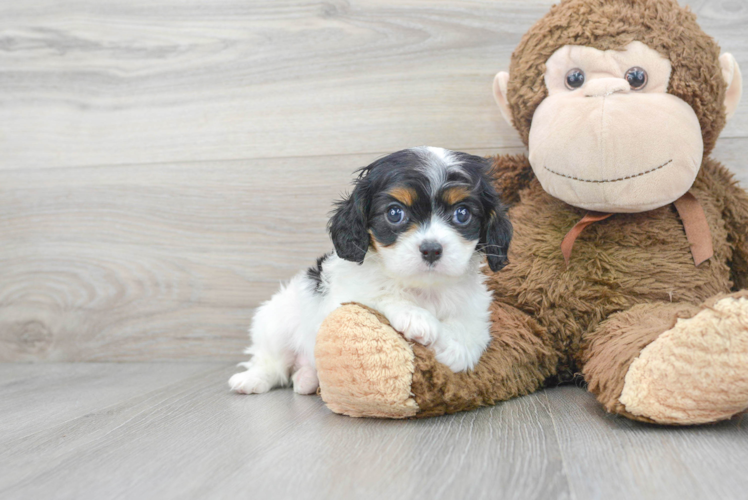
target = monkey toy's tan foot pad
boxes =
[620,295,748,425]
[314,303,419,418]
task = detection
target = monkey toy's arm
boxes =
[314,301,559,418]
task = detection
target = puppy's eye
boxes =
[565,68,585,90]
[624,67,647,90]
[453,206,471,225]
[386,205,405,224]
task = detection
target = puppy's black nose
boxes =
[419,240,443,264]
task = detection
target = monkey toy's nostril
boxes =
[419,240,443,264]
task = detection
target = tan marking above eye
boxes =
[442,186,471,206]
[388,187,417,206]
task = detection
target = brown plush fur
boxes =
[313,0,748,423]
[581,302,701,423]
[397,153,748,419]
[507,0,726,156]
[390,153,748,420]
[410,302,558,417]
[490,156,736,374]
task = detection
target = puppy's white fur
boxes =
[229,250,492,395]
[230,147,497,395]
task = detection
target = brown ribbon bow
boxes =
[561,192,714,267]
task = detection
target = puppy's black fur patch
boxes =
[306,253,331,294]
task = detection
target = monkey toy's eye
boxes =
[564,68,585,90]
[625,67,648,90]
[386,205,406,224]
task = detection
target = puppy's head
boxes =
[328,147,512,280]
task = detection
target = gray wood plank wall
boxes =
[1,0,746,361]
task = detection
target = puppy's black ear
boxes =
[476,167,512,271]
[328,177,371,264]
[482,207,513,271]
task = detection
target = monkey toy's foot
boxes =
[620,295,748,424]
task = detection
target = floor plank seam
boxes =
[543,390,578,500]
[2,136,746,173]
[194,392,330,495]
[0,145,534,173]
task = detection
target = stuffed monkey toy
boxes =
[313,0,748,424]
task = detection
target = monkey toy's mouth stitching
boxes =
[543,159,673,183]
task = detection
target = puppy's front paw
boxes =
[229,369,272,394]
[434,338,482,373]
[390,308,440,346]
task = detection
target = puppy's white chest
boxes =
[405,285,468,321]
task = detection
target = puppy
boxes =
[229,147,512,395]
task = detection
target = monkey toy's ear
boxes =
[720,53,742,120]
[328,182,371,264]
[492,71,513,127]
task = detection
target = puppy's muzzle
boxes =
[419,240,443,264]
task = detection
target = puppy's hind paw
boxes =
[292,366,319,395]
[229,369,272,394]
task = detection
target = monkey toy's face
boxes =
[494,41,742,213]
[530,41,701,213]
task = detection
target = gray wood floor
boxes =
[2,363,747,500]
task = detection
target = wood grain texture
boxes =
[0,363,570,500]
[0,0,745,170]
[0,147,522,362]
[0,362,223,444]
[2,363,747,500]
[0,154,362,361]
[0,0,747,362]
[547,385,748,500]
